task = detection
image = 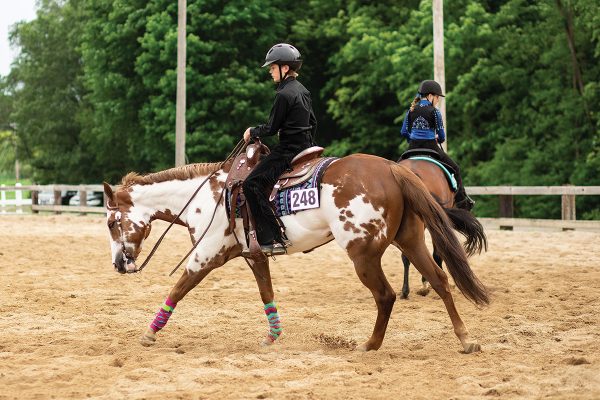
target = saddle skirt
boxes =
[398,148,458,192]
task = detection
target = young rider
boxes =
[400,79,475,210]
[242,43,317,255]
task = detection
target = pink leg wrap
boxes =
[149,297,177,333]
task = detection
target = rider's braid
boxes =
[409,95,421,112]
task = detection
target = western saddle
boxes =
[225,140,325,261]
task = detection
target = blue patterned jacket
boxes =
[400,99,446,143]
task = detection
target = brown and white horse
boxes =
[103,153,489,353]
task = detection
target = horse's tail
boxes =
[445,208,488,257]
[390,163,489,306]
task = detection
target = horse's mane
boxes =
[120,162,223,187]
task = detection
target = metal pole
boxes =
[175,0,187,166]
[433,0,447,151]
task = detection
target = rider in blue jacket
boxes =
[401,80,474,210]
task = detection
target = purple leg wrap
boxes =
[149,297,177,333]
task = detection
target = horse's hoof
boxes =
[261,333,280,346]
[140,329,156,347]
[356,341,379,352]
[356,343,368,352]
[463,342,481,354]
[416,287,430,296]
[400,292,409,299]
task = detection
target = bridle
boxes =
[106,204,137,273]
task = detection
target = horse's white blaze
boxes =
[109,230,122,261]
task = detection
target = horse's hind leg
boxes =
[433,245,443,269]
[401,254,411,299]
[397,221,480,353]
[417,244,444,297]
[248,258,282,345]
[398,248,430,298]
[140,268,213,346]
[351,252,396,351]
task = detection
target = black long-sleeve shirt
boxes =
[250,77,317,147]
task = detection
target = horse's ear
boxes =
[103,182,114,202]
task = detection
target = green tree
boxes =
[6,0,92,183]
[447,0,600,218]
[80,0,155,181]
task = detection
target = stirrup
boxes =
[260,243,287,256]
[241,241,289,258]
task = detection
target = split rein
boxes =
[114,139,249,276]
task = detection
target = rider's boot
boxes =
[455,188,475,211]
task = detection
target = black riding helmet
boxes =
[262,43,303,71]
[418,80,445,97]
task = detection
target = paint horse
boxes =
[103,152,489,353]
[398,151,487,299]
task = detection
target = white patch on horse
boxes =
[320,184,387,250]
[184,174,234,272]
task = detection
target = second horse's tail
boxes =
[445,208,488,257]
[390,163,489,306]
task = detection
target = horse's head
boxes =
[103,182,152,274]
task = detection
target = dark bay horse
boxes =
[103,153,489,353]
[398,158,487,298]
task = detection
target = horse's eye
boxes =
[108,220,116,229]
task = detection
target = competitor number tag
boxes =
[290,187,319,211]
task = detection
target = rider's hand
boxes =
[243,128,251,143]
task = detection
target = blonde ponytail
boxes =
[409,95,421,112]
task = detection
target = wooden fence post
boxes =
[499,195,514,218]
[53,190,61,215]
[499,195,514,230]
[561,194,576,221]
[79,188,87,216]
[32,190,39,214]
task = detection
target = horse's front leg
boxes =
[248,258,282,345]
[140,267,213,346]
[139,235,242,346]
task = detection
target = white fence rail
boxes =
[0,183,32,213]
[0,184,106,215]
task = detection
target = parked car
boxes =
[69,191,104,207]
[37,190,77,205]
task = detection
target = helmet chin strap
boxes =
[278,64,289,84]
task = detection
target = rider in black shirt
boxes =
[242,43,317,255]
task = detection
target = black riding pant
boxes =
[243,137,311,245]
[408,139,465,195]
